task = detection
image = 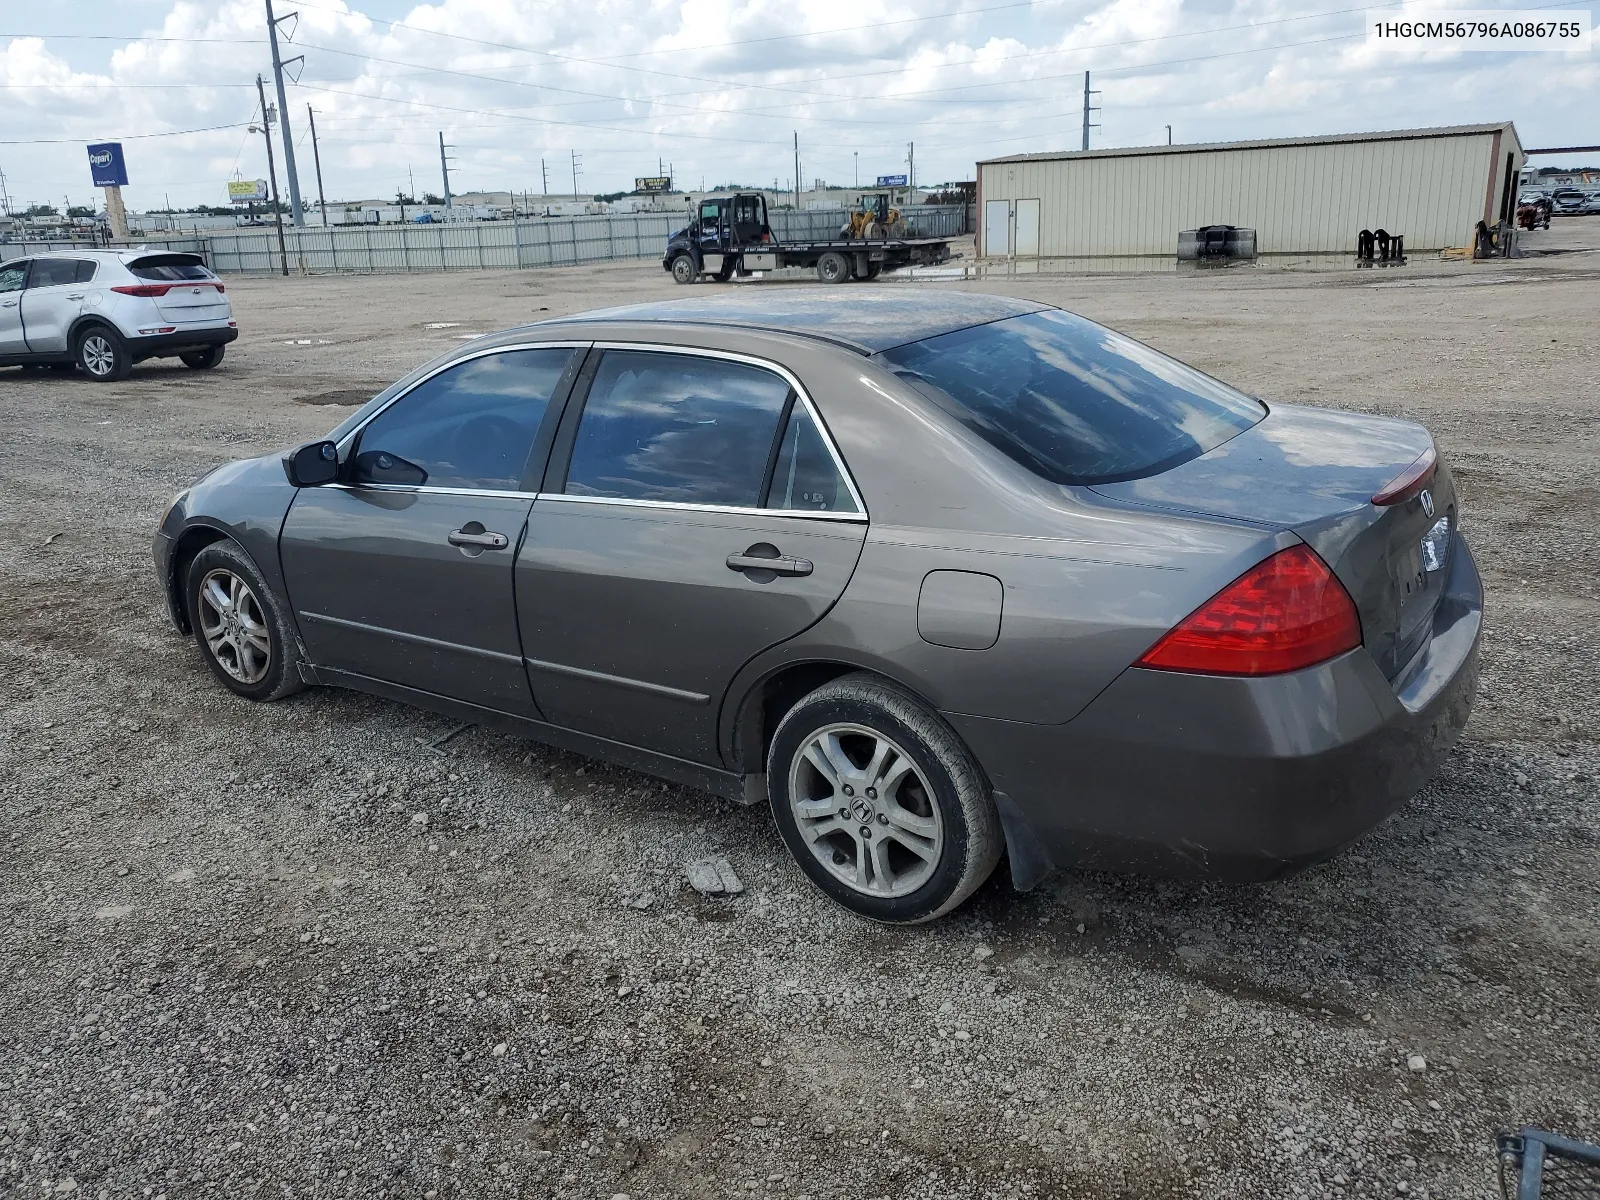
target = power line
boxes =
[0,119,254,145]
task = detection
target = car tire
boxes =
[185,541,304,702]
[180,345,225,370]
[75,325,132,382]
[671,254,698,285]
[767,673,1002,923]
[816,251,852,284]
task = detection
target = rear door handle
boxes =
[66,293,85,300]
[726,550,813,577]
[448,527,509,550]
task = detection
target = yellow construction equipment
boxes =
[841,193,905,239]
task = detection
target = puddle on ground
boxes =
[295,389,372,406]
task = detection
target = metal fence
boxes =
[4,206,970,277]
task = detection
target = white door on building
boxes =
[1014,198,1041,256]
[984,199,1011,257]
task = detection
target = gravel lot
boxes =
[2,222,1598,1200]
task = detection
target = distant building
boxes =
[977,122,1524,257]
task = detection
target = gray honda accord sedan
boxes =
[153,290,1480,922]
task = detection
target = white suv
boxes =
[0,249,237,381]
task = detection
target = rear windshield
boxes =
[128,256,213,282]
[877,309,1266,485]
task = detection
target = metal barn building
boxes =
[976,122,1523,258]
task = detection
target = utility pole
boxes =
[907,142,915,194]
[570,150,581,197]
[541,158,549,196]
[854,151,858,189]
[1081,71,1101,152]
[793,131,800,211]
[264,0,304,225]
[307,104,328,225]
[254,74,290,275]
[438,132,453,210]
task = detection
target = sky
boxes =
[1,0,1595,212]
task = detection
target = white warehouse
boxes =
[976,122,1524,258]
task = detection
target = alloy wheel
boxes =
[196,568,272,684]
[787,723,944,898]
[81,335,116,377]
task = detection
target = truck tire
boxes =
[671,254,698,285]
[816,252,851,285]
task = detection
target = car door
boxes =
[516,345,869,766]
[0,262,27,355]
[20,258,95,352]
[279,344,583,716]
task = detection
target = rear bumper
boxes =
[953,532,1483,885]
[127,326,237,361]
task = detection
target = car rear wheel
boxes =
[768,674,1002,923]
[186,541,304,702]
[671,254,698,285]
[76,326,131,382]
[816,251,851,284]
[181,345,225,370]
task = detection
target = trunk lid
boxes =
[1091,403,1457,682]
[153,283,228,322]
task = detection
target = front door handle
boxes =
[726,546,813,577]
[448,526,509,550]
[0,300,16,308]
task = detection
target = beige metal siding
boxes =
[980,132,1499,256]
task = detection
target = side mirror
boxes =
[284,440,340,487]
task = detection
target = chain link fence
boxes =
[3,206,971,277]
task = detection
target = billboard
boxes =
[227,179,270,204]
[87,142,129,188]
[635,176,672,193]
[876,174,908,187]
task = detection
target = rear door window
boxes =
[351,347,576,491]
[765,404,860,514]
[878,308,1266,485]
[26,259,85,288]
[563,350,793,507]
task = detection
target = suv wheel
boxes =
[768,674,1002,923]
[180,345,225,370]
[186,541,304,702]
[76,326,131,382]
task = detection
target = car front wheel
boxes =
[181,345,225,370]
[768,674,1002,923]
[76,326,131,382]
[185,541,304,702]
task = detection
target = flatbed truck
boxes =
[662,193,952,285]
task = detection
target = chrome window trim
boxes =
[568,341,870,520]
[533,493,867,523]
[333,339,593,456]
[324,482,540,501]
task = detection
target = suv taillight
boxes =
[1136,545,1361,676]
[111,282,223,298]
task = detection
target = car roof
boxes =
[533,289,1054,354]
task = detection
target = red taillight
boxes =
[1371,444,1437,506]
[1137,545,1361,676]
[111,281,222,298]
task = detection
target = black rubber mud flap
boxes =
[993,790,1056,892]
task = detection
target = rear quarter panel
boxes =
[719,357,1288,731]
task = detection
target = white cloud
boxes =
[0,0,1593,213]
